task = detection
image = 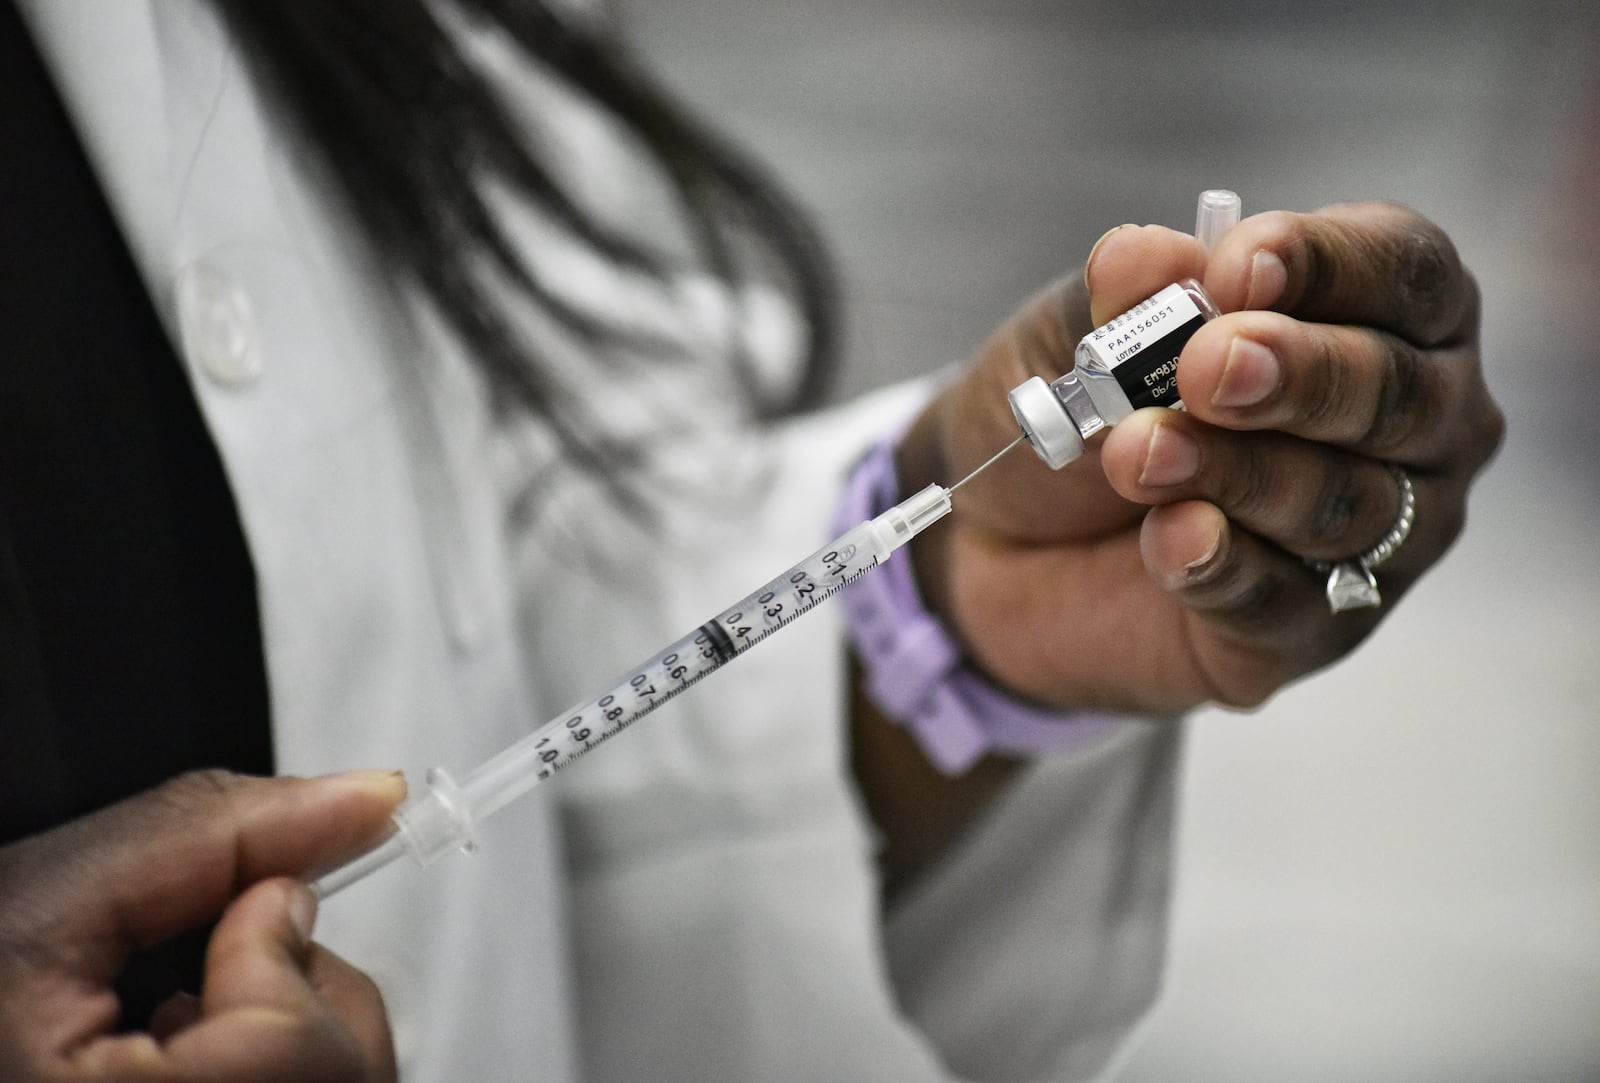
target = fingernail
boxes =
[318,768,408,801]
[1246,249,1287,309]
[287,882,318,943]
[1184,524,1226,583]
[1085,223,1137,286]
[1212,337,1281,408]
[1139,421,1201,487]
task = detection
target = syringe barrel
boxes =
[459,515,909,824]
[313,494,954,898]
[460,728,564,823]
[456,498,953,825]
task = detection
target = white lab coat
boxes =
[21,3,1180,1080]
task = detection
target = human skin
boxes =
[0,770,406,1082]
[853,202,1504,891]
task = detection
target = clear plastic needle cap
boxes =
[1196,189,1242,252]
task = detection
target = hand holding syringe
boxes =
[311,190,1243,898]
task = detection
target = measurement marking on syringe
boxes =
[306,481,962,897]
[699,621,737,664]
[538,560,878,779]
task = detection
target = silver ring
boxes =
[1307,465,1416,614]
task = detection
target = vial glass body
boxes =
[1073,278,1220,426]
[1008,278,1223,470]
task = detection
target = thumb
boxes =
[202,878,321,1019]
[1084,223,1209,326]
[93,878,386,1082]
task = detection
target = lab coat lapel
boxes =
[15,0,270,337]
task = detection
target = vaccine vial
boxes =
[1008,278,1220,469]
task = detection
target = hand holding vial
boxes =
[894,201,1504,717]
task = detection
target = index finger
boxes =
[1204,202,1475,347]
[103,771,407,955]
[13,770,405,981]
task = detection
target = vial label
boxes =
[1082,282,1206,410]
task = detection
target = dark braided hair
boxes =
[209,0,837,502]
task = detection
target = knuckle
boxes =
[1220,448,1278,523]
[1360,335,1430,455]
[155,769,248,814]
[1382,217,1466,344]
[1395,226,1460,334]
[1272,212,1329,311]
[1296,326,1358,435]
[1305,458,1368,549]
[1294,204,1470,346]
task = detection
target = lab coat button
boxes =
[177,260,262,386]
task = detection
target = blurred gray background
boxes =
[620,2,1600,1079]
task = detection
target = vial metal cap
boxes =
[1009,375,1085,470]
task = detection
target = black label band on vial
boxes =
[1112,315,1205,411]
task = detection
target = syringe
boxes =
[314,188,1237,898]
[311,454,1013,897]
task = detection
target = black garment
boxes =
[0,2,274,1026]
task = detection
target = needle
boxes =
[948,434,1027,494]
